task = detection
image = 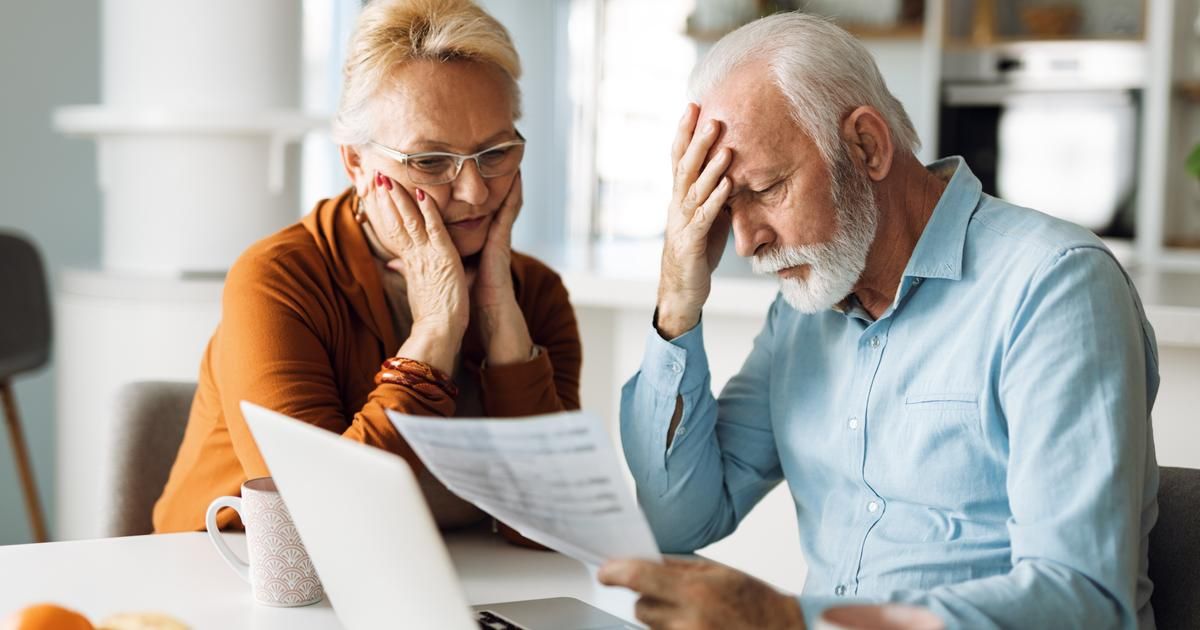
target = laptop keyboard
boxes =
[476,609,530,630]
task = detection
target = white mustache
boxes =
[751,246,817,275]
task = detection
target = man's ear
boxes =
[341,144,368,195]
[839,106,894,182]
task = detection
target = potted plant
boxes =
[1186,142,1200,248]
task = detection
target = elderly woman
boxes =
[153,0,580,535]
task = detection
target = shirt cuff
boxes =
[638,320,710,396]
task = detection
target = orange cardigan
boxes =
[153,189,581,533]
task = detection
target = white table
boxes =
[0,529,640,629]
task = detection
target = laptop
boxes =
[240,401,638,630]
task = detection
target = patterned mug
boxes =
[205,477,324,607]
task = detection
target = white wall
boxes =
[0,0,101,544]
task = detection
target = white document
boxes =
[386,409,662,566]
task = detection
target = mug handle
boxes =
[206,496,251,583]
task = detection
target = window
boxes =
[567,0,698,240]
[300,0,364,212]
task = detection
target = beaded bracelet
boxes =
[374,357,459,400]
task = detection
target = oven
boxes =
[938,41,1146,239]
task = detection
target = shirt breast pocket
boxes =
[891,392,985,510]
[904,392,980,434]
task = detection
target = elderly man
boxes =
[597,12,1159,630]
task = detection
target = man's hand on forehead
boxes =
[655,102,736,340]
[693,110,732,170]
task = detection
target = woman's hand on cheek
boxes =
[473,173,522,308]
[473,173,534,366]
[373,172,471,373]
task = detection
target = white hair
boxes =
[689,12,919,166]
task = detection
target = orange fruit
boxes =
[0,604,93,630]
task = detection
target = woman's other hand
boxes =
[473,172,521,308]
[373,172,470,374]
[472,173,534,366]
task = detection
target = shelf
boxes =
[53,106,328,137]
[1165,237,1200,250]
[53,106,329,194]
[686,21,924,43]
[1175,81,1200,104]
[1156,248,1200,274]
[843,22,925,40]
[943,35,1144,51]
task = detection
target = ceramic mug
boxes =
[205,477,324,607]
[815,603,945,630]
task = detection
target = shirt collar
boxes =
[900,156,982,282]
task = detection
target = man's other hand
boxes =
[598,556,805,630]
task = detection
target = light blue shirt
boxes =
[619,158,1159,629]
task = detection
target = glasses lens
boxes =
[477,143,525,178]
[406,155,458,185]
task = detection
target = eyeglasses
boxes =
[368,132,526,186]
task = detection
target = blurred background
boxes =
[2,0,1199,592]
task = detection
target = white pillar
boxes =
[52,1,321,539]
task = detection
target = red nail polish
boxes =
[415,188,425,202]
[374,172,383,187]
[383,176,393,191]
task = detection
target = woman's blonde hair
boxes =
[332,0,522,145]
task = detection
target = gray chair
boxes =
[106,380,196,537]
[0,232,52,542]
[1149,466,1200,630]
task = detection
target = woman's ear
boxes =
[839,106,894,182]
[340,144,369,195]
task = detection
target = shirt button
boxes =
[870,336,880,349]
[834,584,846,596]
[669,362,682,373]
[912,278,922,286]
[867,500,879,513]
[675,425,686,435]
[848,417,860,430]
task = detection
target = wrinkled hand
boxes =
[473,173,523,309]
[472,173,534,366]
[598,557,806,630]
[657,103,734,339]
[371,173,469,372]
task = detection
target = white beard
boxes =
[750,151,878,314]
